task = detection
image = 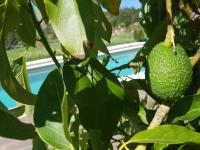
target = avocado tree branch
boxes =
[179,0,200,31]
[110,56,146,72]
[191,48,200,67]
[179,0,200,22]
[134,104,170,150]
[148,104,170,129]
[163,0,175,50]
[28,1,61,70]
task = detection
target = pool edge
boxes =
[26,42,145,70]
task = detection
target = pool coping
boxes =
[26,42,145,70]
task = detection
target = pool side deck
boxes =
[0,42,146,150]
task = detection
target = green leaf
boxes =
[154,143,168,150]
[34,69,74,150]
[22,51,32,92]
[138,104,149,125]
[0,41,10,80]
[167,95,200,123]
[197,89,200,95]
[127,125,200,144]
[92,0,112,42]
[0,109,36,140]
[0,0,20,34]
[0,101,7,111]
[70,115,80,150]
[32,136,48,150]
[122,80,140,101]
[85,0,112,57]
[0,101,25,117]
[99,0,121,15]
[44,0,94,59]
[17,3,36,47]
[11,51,32,92]
[11,57,25,85]
[132,0,168,64]
[139,0,166,38]
[86,36,109,58]
[8,105,25,117]
[122,79,148,124]
[0,41,36,105]
[122,100,140,124]
[61,93,71,141]
[134,18,167,60]
[9,52,34,116]
[63,58,124,149]
[2,70,36,105]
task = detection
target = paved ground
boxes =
[0,138,32,150]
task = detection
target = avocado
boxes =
[146,42,193,102]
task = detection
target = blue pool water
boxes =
[0,49,144,108]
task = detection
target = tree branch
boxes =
[179,0,200,31]
[124,105,170,150]
[119,104,170,150]
[134,104,170,150]
[191,48,200,67]
[28,1,61,70]
[110,56,146,73]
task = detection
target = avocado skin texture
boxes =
[146,42,193,102]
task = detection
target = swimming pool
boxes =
[0,47,144,108]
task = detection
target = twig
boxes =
[179,0,200,22]
[110,64,130,72]
[148,104,170,129]
[111,137,124,143]
[117,127,129,137]
[39,17,46,24]
[191,48,200,66]
[28,1,61,70]
[110,61,144,73]
[110,56,146,72]
[179,0,200,31]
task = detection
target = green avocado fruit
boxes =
[146,42,193,102]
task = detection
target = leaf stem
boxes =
[28,1,61,70]
[163,0,175,49]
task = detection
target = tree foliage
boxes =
[0,0,200,150]
[105,7,140,27]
